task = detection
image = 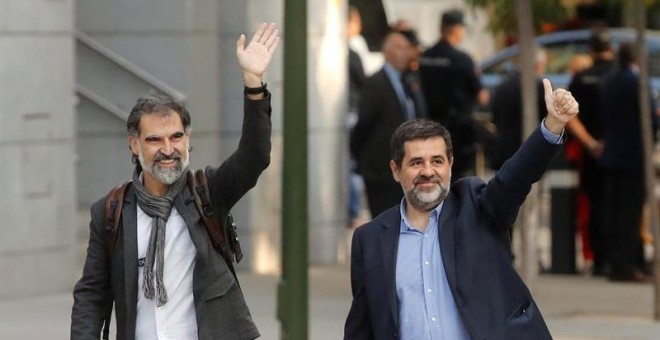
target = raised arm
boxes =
[481,79,579,230]
[210,23,280,209]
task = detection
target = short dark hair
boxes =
[126,92,191,136]
[441,9,464,30]
[589,29,611,54]
[390,119,453,167]
[617,42,635,68]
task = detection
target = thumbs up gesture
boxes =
[543,78,579,134]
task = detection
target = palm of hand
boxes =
[237,43,272,77]
[236,23,279,78]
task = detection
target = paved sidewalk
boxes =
[2,265,660,339]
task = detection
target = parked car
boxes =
[479,28,660,98]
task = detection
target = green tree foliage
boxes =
[465,0,566,35]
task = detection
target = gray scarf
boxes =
[132,168,188,306]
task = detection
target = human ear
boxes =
[390,160,401,182]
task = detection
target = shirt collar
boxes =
[399,198,444,232]
[383,63,402,78]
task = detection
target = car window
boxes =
[543,40,589,74]
[649,48,660,78]
[483,39,590,76]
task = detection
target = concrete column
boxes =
[307,0,349,265]
[218,0,348,273]
[0,0,77,296]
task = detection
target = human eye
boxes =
[145,136,161,143]
[171,132,184,141]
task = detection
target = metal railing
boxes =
[74,30,187,119]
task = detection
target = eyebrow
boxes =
[408,155,446,163]
[143,131,185,141]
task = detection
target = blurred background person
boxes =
[600,42,653,283]
[566,30,614,276]
[348,6,384,77]
[351,32,423,218]
[489,47,548,170]
[419,9,484,178]
[347,6,367,228]
[394,24,428,120]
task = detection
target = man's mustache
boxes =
[413,175,441,185]
[153,150,182,162]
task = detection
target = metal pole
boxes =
[278,0,309,337]
[634,0,660,321]
[515,0,540,286]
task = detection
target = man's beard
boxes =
[404,174,450,212]
[138,146,190,185]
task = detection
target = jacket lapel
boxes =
[379,208,402,329]
[122,186,138,329]
[174,187,208,260]
[438,194,458,295]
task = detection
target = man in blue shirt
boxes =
[344,79,577,339]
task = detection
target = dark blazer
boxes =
[71,95,272,340]
[345,127,556,340]
[350,67,407,184]
[600,67,646,170]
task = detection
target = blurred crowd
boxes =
[347,6,657,283]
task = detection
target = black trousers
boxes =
[580,155,608,272]
[603,167,645,278]
[364,180,403,218]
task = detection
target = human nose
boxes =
[420,162,433,176]
[161,139,173,155]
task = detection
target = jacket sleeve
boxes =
[481,127,561,232]
[344,229,374,340]
[71,201,112,340]
[208,93,272,210]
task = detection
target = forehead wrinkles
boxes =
[139,111,184,135]
[403,138,447,161]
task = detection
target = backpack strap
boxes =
[187,169,226,248]
[103,182,131,260]
[187,169,242,282]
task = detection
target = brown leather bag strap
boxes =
[103,181,131,260]
[187,169,226,248]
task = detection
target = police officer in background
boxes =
[419,9,482,177]
[566,30,615,276]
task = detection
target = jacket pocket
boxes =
[505,298,532,323]
[202,271,235,301]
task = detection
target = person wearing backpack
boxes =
[71,23,279,340]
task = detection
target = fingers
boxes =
[554,89,578,115]
[250,23,268,45]
[542,78,553,100]
[265,28,280,51]
[252,23,277,45]
[568,101,579,115]
[236,34,246,52]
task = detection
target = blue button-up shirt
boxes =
[396,201,469,340]
[395,122,562,340]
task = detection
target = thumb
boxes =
[236,34,246,52]
[542,78,553,101]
